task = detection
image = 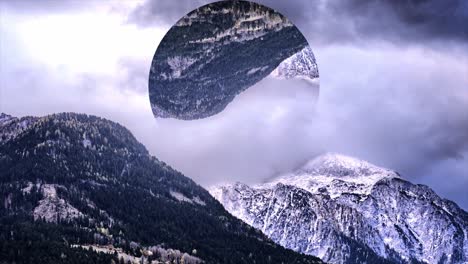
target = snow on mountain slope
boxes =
[0,113,37,144]
[271,46,319,83]
[266,153,399,199]
[210,153,468,264]
[32,184,84,223]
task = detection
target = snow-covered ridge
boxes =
[180,5,292,44]
[298,153,390,175]
[264,153,399,198]
[0,113,37,145]
[0,113,16,126]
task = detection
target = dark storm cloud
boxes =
[0,0,98,13]
[325,0,468,42]
[127,0,314,30]
[128,0,210,27]
[129,0,311,28]
[128,0,468,43]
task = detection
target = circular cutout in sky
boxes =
[149,0,319,120]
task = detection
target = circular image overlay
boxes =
[149,0,319,120]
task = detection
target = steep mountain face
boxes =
[149,0,309,120]
[270,46,319,82]
[210,153,468,264]
[0,113,323,264]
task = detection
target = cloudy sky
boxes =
[1,0,467,210]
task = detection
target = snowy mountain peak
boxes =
[264,153,399,199]
[298,152,394,176]
[211,153,468,264]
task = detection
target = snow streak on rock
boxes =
[33,184,83,223]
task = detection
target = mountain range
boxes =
[2,112,466,263]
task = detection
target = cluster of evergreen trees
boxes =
[0,215,117,264]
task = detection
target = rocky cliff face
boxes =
[149,0,310,120]
[210,153,468,264]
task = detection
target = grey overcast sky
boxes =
[1,0,467,210]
